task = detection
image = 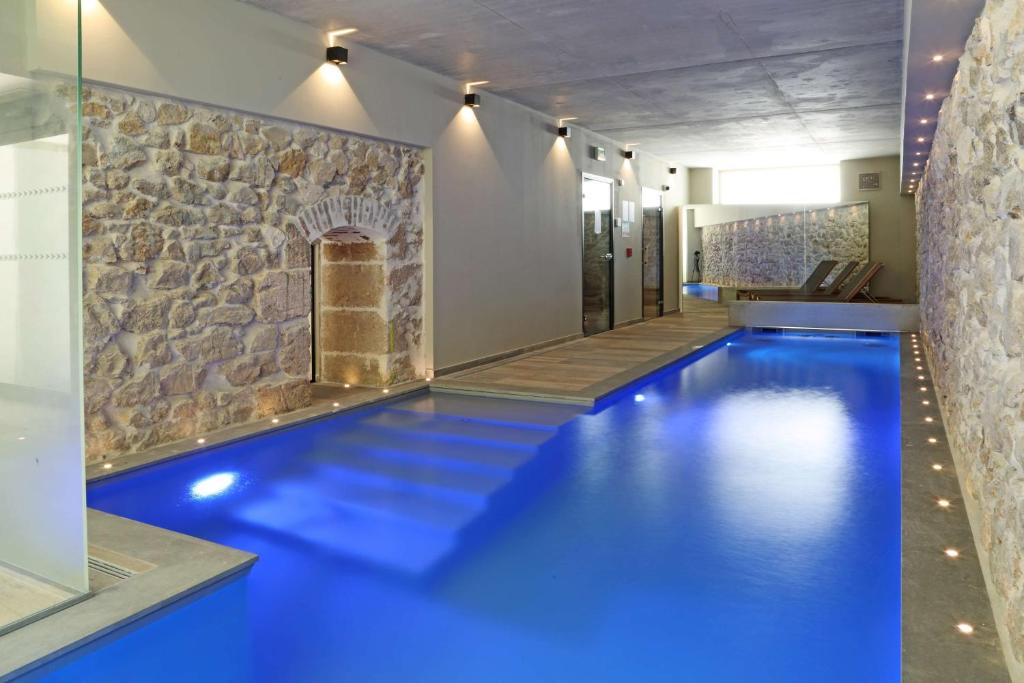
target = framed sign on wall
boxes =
[858,172,881,191]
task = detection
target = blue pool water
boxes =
[682,283,719,302]
[30,330,901,682]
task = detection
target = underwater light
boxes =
[634,394,646,402]
[190,472,238,499]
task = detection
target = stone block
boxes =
[320,309,388,354]
[322,241,381,262]
[321,263,385,308]
[320,353,384,386]
[255,270,310,323]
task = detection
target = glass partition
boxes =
[0,0,88,625]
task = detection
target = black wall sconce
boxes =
[661,185,671,191]
[558,125,572,138]
[623,149,636,160]
[464,81,488,109]
[326,45,349,66]
[668,167,678,174]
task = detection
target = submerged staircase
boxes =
[233,394,584,574]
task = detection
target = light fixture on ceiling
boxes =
[326,45,349,65]
[325,28,356,66]
[464,81,489,108]
[558,116,577,138]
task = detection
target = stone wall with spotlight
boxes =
[700,203,869,289]
[79,85,424,462]
[916,0,1024,672]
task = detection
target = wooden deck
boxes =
[432,297,734,404]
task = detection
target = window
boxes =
[719,165,840,205]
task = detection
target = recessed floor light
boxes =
[922,400,930,405]
[945,548,959,557]
[928,437,938,444]
[272,418,280,424]
[344,383,351,389]
[383,389,390,394]
[920,387,928,392]
[197,438,206,444]
[103,463,113,470]
[932,464,943,471]
[920,118,929,124]
[937,498,951,508]
[333,402,340,408]
[925,417,934,423]
[956,623,974,635]
[925,93,936,100]
[918,375,925,380]
[932,54,944,62]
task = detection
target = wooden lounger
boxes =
[737,260,838,299]
[754,262,883,302]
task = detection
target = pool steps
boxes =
[231,394,584,573]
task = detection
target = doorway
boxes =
[581,174,614,336]
[641,187,664,319]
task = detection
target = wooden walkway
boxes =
[433,297,735,404]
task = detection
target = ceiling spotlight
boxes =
[925,93,936,101]
[932,54,944,62]
[326,45,349,66]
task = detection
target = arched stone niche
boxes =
[302,196,424,390]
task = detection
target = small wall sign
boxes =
[858,172,881,191]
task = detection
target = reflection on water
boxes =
[709,388,853,540]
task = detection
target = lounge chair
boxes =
[737,260,838,300]
[754,262,883,302]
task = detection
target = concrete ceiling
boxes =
[242,0,906,168]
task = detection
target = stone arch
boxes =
[296,195,400,244]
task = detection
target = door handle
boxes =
[603,253,613,261]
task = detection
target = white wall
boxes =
[70,0,683,370]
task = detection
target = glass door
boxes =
[641,187,664,319]
[581,175,613,336]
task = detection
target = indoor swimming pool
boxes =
[27,329,901,682]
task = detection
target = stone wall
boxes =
[80,85,424,462]
[916,0,1024,673]
[700,203,869,288]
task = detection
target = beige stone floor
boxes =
[0,564,78,635]
[433,297,734,403]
